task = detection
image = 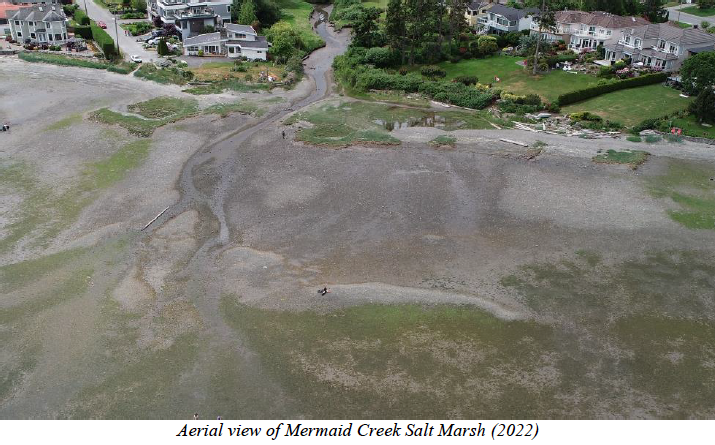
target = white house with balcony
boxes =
[183,24,269,60]
[149,0,232,26]
[531,10,649,51]
[477,4,537,35]
[9,4,67,44]
[605,23,715,71]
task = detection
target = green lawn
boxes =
[437,56,601,102]
[681,5,715,16]
[274,0,324,52]
[673,115,715,139]
[562,84,692,126]
[672,21,693,28]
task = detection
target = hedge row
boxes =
[91,23,118,58]
[557,72,668,106]
[74,8,90,25]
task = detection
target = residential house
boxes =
[605,23,715,71]
[224,23,268,60]
[149,0,232,26]
[477,4,537,35]
[174,5,219,41]
[464,0,504,28]
[1,2,30,36]
[9,4,67,44]
[183,24,269,60]
[9,0,59,4]
[531,11,649,51]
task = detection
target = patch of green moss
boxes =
[592,149,649,169]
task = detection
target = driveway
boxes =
[75,0,156,62]
[667,4,715,27]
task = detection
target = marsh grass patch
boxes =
[592,149,649,170]
[648,160,715,230]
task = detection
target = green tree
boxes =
[700,0,715,9]
[131,0,147,13]
[477,35,498,56]
[352,6,382,48]
[642,0,668,23]
[231,0,241,22]
[690,88,715,123]
[681,52,715,95]
[265,21,302,62]
[532,0,556,74]
[157,38,169,56]
[385,0,406,57]
[122,0,131,10]
[238,0,257,25]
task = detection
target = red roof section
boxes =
[0,2,32,20]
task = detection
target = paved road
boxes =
[75,0,155,61]
[667,4,715,27]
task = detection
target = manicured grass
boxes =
[436,56,601,102]
[274,0,324,53]
[285,100,503,146]
[592,149,650,169]
[681,5,715,16]
[673,115,715,139]
[671,21,692,28]
[562,84,692,126]
[648,160,715,230]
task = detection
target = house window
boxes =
[635,38,641,48]
[30,32,35,38]
[624,36,631,44]
[228,46,234,53]
[669,44,677,53]
[607,30,611,36]
[658,40,666,50]
[49,34,53,40]
[15,20,20,25]
[55,33,61,40]
[16,32,21,37]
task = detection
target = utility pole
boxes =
[113,16,120,57]
[83,0,88,15]
[532,0,546,75]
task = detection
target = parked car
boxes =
[151,29,166,37]
[97,21,107,29]
[130,54,142,63]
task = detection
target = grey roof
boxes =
[640,48,679,60]
[624,23,715,46]
[184,32,222,45]
[688,44,715,54]
[555,10,649,29]
[225,23,256,34]
[487,4,537,21]
[226,35,269,49]
[10,5,65,21]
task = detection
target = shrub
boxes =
[91,22,118,58]
[644,134,661,143]
[74,25,92,39]
[453,75,478,86]
[569,111,603,122]
[420,65,446,80]
[398,67,408,76]
[364,47,397,68]
[198,49,204,56]
[627,135,642,142]
[157,38,169,56]
[557,73,668,106]
[545,53,577,67]
[245,74,253,81]
[75,9,90,26]
[689,87,715,123]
